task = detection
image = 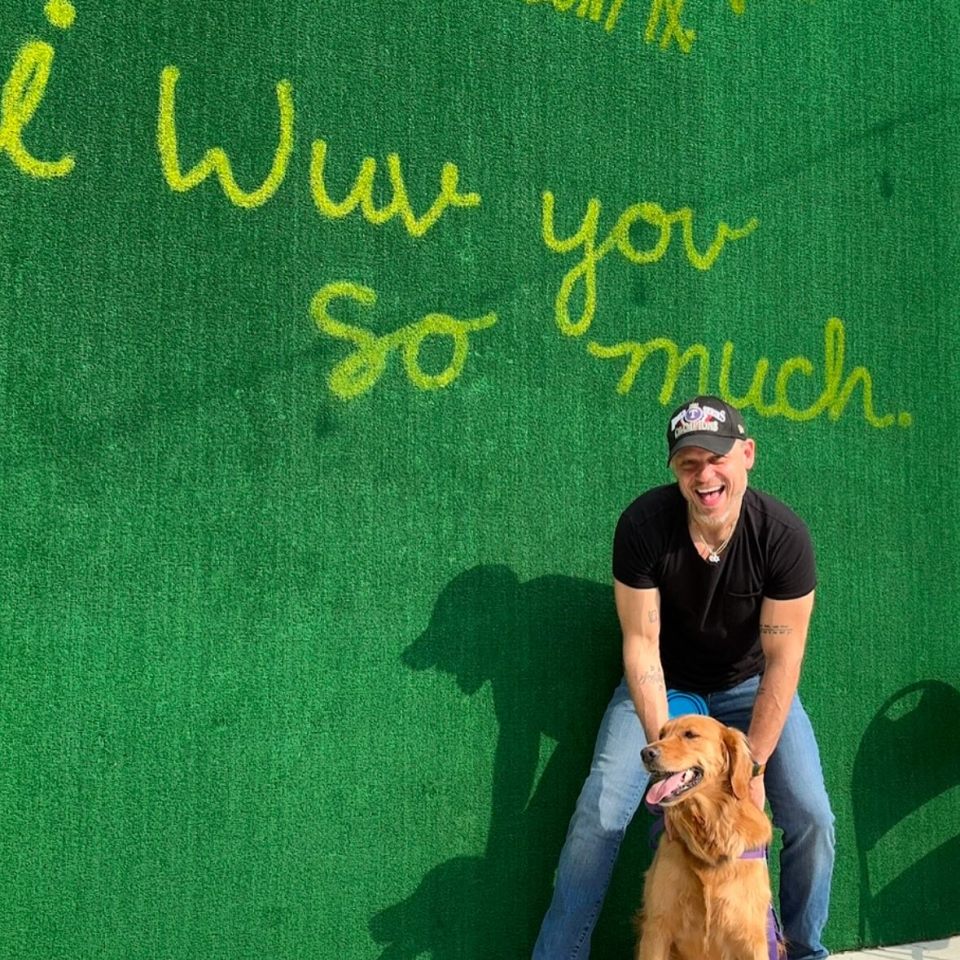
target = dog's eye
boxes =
[683,731,699,739]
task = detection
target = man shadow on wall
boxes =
[852,680,960,946]
[369,564,650,959]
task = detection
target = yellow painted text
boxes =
[158,66,294,209]
[310,281,497,400]
[0,40,74,178]
[587,316,912,429]
[524,0,629,32]
[157,66,479,236]
[309,139,481,239]
[644,0,746,54]
[542,189,758,337]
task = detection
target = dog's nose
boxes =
[641,745,659,766]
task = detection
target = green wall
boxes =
[2,0,958,956]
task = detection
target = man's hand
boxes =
[749,772,766,811]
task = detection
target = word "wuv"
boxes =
[157,67,480,237]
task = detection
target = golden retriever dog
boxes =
[635,714,777,960]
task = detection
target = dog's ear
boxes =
[723,726,754,800]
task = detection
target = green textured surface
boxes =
[1,1,959,956]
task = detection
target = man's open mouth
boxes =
[695,485,725,508]
[645,767,704,806]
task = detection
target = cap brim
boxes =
[667,433,737,465]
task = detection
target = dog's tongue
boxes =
[646,771,689,805]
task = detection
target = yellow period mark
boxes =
[542,189,759,337]
[587,316,912,429]
[309,139,481,239]
[157,66,294,209]
[310,281,497,400]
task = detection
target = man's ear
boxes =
[723,726,754,800]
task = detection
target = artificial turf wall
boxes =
[2,0,958,956]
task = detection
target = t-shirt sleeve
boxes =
[612,511,659,589]
[764,520,817,599]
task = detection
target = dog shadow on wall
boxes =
[852,680,960,946]
[369,564,641,959]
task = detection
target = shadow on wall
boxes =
[368,565,625,959]
[852,681,960,945]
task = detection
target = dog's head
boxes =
[642,714,754,807]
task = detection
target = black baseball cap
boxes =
[666,395,748,464]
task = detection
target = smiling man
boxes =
[533,395,835,960]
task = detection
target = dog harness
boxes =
[648,694,785,957]
[647,809,785,960]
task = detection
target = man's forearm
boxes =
[624,642,668,743]
[749,593,814,764]
[747,656,801,763]
[615,582,667,743]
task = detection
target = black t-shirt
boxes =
[612,484,816,693]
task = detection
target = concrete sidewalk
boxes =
[835,938,960,959]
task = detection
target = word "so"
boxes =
[310,282,497,400]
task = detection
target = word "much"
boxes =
[588,316,912,428]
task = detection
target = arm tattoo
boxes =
[648,610,659,624]
[760,624,793,636]
[636,664,665,689]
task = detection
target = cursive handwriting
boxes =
[644,0,746,54]
[309,139,480,239]
[0,10,913,427]
[542,189,758,337]
[158,67,480,236]
[310,282,498,399]
[587,316,912,428]
[523,0,629,33]
[158,66,293,209]
[0,1,77,178]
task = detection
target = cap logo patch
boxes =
[670,402,727,437]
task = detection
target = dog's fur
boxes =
[634,715,777,960]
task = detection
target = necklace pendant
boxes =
[708,552,720,563]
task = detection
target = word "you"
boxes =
[541,189,758,337]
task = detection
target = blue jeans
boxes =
[532,675,835,960]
